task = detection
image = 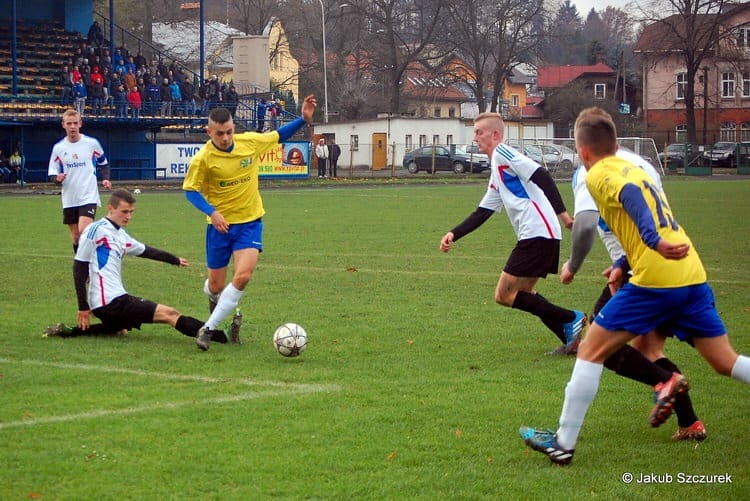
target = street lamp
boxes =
[317,0,328,123]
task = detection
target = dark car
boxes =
[658,143,703,168]
[403,145,489,174]
[703,141,739,167]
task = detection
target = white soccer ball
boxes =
[133,188,141,194]
[273,323,308,357]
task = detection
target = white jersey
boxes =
[48,134,108,208]
[75,217,146,309]
[571,148,663,262]
[479,143,562,240]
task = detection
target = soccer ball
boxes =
[133,188,141,194]
[273,323,308,357]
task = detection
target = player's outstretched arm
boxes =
[300,94,317,123]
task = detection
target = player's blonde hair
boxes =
[574,107,617,156]
[61,108,80,122]
[475,112,504,131]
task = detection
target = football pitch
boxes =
[1,179,749,499]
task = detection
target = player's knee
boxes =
[494,290,513,307]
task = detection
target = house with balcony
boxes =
[634,4,750,145]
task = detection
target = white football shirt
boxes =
[48,134,108,208]
[75,217,145,309]
[478,143,562,240]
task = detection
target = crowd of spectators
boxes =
[53,22,287,123]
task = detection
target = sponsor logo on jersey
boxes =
[240,158,252,168]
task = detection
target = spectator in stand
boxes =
[145,77,161,116]
[123,67,137,96]
[224,85,239,118]
[109,69,122,96]
[90,66,104,87]
[9,147,22,184]
[72,79,87,115]
[73,47,84,68]
[159,78,173,117]
[134,51,147,71]
[89,79,105,116]
[0,147,11,183]
[125,56,137,75]
[80,58,91,78]
[60,65,73,105]
[269,98,282,129]
[127,86,142,119]
[180,78,196,117]
[255,98,268,132]
[101,55,112,74]
[206,74,221,112]
[114,84,128,118]
[169,79,182,115]
[87,20,104,47]
[113,49,125,69]
[71,65,82,87]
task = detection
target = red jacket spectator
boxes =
[127,88,142,109]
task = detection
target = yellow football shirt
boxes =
[585,156,706,288]
[182,131,280,224]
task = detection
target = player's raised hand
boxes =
[300,95,317,123]
[655,239,690,260]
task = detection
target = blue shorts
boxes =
[206,219,263,269]
[595,282,726,343]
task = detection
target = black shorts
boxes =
[63,204,97,225]
[92,294,158,330]
[503,237,560,278]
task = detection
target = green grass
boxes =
[1,180,749,500]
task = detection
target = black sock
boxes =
[176,315,203,337]
[591,284,612,319]
[603,345,672,386]
[655,357,699,427]
[513,291,573,344]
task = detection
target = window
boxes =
[737,27,750,49]
[350,135,359,151]
[722,72,735,98]
[405,134,412,151]
[676,72,687,100]
[511,94,520,107]
[434,107,441,118]
[743,72,750,98]
[720,121,736,141]
[448,107,456,118]
[446,135,453,145]
[419,135,427,148]
[594,83,606,99]
[675,124,687,143]
[432,134,440,145]
[741,122,750,141]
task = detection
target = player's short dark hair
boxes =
[575,107,617,156]
[109,188,136,207]
[208,107,232,124]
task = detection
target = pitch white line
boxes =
[0,358,340,431]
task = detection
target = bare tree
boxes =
[638,0,748,144]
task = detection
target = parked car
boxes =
[521,144,578,171]
[403,145,489,174]
[658,143,702,168]
[703,141,739,167]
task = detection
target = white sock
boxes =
[204,283,244,329]
[556,359,603,450]
[731,355,750,384]
[203,279,220,302]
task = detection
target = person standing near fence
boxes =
[315,137,328,178]
[48,109,111,254]
[328,139,341,178]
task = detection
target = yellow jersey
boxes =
[585,156,706,288]
[182,131,281,224]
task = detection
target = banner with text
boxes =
[156,141,310,179]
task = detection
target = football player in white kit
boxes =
[43,189,228,345]
[48,109,111,254]
[558,147,705,441]
[440,112,586,355]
